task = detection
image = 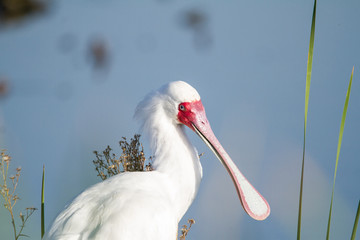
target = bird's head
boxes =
[136,81,270,221]
[159,81,206,131]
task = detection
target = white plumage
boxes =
[45,81,270,240]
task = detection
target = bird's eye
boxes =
[179,104,185,111]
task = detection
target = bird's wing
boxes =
[45,171,178,240]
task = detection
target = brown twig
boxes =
[179,219,195,240]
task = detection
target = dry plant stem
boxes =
[17,208,36,239]
[1,152,18,239]
[0,150,36,240]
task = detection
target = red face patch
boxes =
[177,100,204,131]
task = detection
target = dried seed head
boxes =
[2,155,10,162]
[19,212,24,222]
[188,219,195,225]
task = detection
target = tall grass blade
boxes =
[297,0,317,239]
[326,67,354,240]
[351,200,360,240]
[41,165,45,239]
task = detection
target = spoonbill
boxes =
[45,81,270,240]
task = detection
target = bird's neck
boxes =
[149,115,203,222]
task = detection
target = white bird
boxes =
[45,81,270,240]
